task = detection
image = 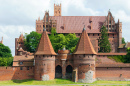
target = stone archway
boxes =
[55,65,62,78]
[66,65,73,79]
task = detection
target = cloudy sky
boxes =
[0,0,130,56]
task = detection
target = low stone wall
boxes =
[0,66,34,81]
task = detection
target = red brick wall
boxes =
[0,67,34,81]
[96,67,130,80]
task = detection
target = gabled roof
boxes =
[73,26,97,55]
[50,16,106,33]
[126,42,130,48]
[35,29,57,55]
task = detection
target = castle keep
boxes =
[0,4,130,83]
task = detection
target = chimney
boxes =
[90,17,93,29]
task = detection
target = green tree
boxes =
[49,28,79,53]
[98,26,111,52]
[24,31,42,53]
[124,47,130,63]
[122,37,126,44]
[0,43,12,57]
[0,57,13,66]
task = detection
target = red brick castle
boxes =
[0,4,130,83]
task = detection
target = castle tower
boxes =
[73,26,97,83]
[34,28,57,81]
[118,19,122,47]
[15,33,25,55]
[54,3,61,16]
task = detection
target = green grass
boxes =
[0,79,130,86]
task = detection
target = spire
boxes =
[35,28,57,55]
[73,26,97,55]
[18,33,24,43]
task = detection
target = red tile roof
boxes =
[18,47,24,52]
[35,29,57,55]
[73,27,97,54]
[50,16,106,33]
[97,53,127,55]
[13,55,34,61]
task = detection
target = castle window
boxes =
[107,67,108,69]
[88,34,90,36]
[78,34,80,36]
[27,67,29,70]
[92,54,93,57]
[20,62,23,65]
[37,25,38,27]
[88,56,89,58]
[120,67,122,69]
[98,34,99,36]
[93,34,94,36]
[36,55,37,57]
[20,67,23,70]
[113,34,114,36]
[83,54,85,57]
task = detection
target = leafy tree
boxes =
[122,37,126,44]
[0,43,12,57]
[98,26,111,53]
[0,57,13,66]
[24,31,41,53]
[24,28,79,53]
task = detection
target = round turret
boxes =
[58,48,70,60]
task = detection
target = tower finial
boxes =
[83,25,86,31]
[43,27,46,31]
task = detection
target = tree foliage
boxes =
[24,28,79,53]
[0,57,13,66]
[124,47,130,63]
[24,31,42,53]
[0,43,12,57]
[98,26,111,53]
[0,43,13,66]
[49,28,79,53]
[122,37,126,44]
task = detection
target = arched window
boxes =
[66,65,73,73]
[55,65,62,78]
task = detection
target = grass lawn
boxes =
[0,79,130,86]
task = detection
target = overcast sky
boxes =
[0,0,130,56]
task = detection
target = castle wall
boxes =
[96,67,130,80]
[0,67,34,81]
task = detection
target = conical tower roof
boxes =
[73,26,97,55]
[35,28,57,55]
